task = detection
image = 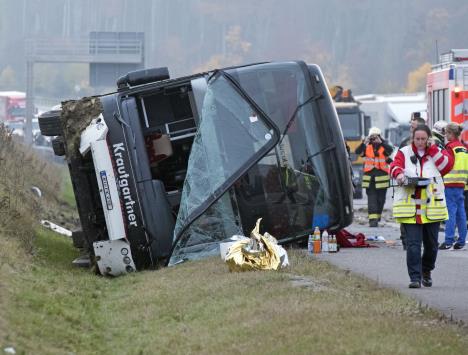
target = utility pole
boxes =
[25,60,34,145]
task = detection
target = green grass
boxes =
[61,171,76,209]
[2,230,468,354]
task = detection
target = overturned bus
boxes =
[39,61,353,276]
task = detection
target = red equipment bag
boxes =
[335,229,375,248]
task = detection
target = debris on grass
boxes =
[225,218,289,271]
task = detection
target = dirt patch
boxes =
[61,97,103,157]
[288,274,329,291]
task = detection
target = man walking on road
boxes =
[355,127,393,227]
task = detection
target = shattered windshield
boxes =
[170,62,339,264]
[169,72,277,264]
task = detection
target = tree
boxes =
[0,66,18,90]
[405,62,431,93]
[193,25,252,73]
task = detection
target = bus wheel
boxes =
[52,136,65,156]
[38,110,62,136]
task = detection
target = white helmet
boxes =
[368,127,381,137]
[432,121,448,135]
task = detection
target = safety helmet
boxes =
[432,121,448,135]
[368,127,381,137]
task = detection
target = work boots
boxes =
[422,271,432,287]
[369,219,378,227]
[408,281,421,288]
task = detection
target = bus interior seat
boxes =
[145,133,173,166]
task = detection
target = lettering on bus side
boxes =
[112,142,138,227]
[99,171,113,210]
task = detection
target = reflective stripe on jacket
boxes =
[363,145,389,173]
[362,173,390,189]
[392,145,448,224]
[444,145,468,187]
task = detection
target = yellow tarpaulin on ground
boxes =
[225,218,282,272]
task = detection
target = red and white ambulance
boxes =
[426,49,468,142]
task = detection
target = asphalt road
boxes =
[317,195,468,324]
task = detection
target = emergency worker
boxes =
[390,125,453,288]
[399,112,426,148]
[439,123,468,250]
[355,127,393,227]
[465,140,468,230]
[431,121,448,149]
[399,113,427,249]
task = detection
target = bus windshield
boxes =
[169,62,352,264]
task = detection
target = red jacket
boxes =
[390,143,454,179]
[445,139,466,188]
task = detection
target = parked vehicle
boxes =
[330,86,370,199]
[0,91,26,123]
[39,61,354,276]
[427,49,468,141]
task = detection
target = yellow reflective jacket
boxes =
[444,145,468,188]
[392,145,448,224]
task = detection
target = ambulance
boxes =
[426,49,468,141]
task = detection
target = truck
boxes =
[427,49,468,142]
[330,86,370,199]
[39,61,354,276]
[0,91,26,123]
[355,92,426,147]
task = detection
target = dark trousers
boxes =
[403,222,440,282]
[400,224,406,246]
[366,186,387,220]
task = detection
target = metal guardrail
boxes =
[25,38,143,60]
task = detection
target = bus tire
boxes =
[38,110,62,136]
[52,136,65,156]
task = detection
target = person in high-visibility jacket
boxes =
[439,123,468,250]
[355,127,393,227]
[390,125,454,288]
[465,140,468,230]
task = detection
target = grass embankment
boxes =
[2,127,468,354]
[2,230,468,354]
[0,126,77,350]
